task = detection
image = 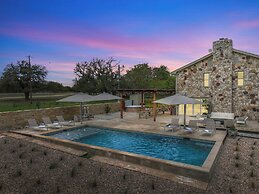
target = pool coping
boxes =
[14,124,226,184]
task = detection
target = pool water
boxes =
[47,126,214,166]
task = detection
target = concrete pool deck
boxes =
[11,112,227,190]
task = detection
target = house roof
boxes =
[172,48,259,74]
[172,53,212,74]
[233,49,259,59]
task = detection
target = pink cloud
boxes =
[234,19,259,29]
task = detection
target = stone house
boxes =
[173,38,259,120]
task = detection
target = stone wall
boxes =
[176,38,259,120]
[232,52,259,120]
[0,102,120,130]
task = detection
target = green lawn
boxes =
[0,93,118,112]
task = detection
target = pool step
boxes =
[91,155,208,190]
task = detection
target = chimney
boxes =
[213,38,233,59]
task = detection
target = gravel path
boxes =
[0,135,258,194]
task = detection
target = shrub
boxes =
[71,167,75,177]
[78,161,82,167]
[36,179,41,185]
[104,104,111,114]
[250,170,255,177]
[19,152,25,159]
[16,170,22,177]
[92,179,97,188]
[151,182,155,190]
[49,163,57,170]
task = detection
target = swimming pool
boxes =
[47,126,214,166]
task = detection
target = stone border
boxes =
[17,125,226,183]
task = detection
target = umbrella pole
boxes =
[80,102,83,124]
[184,104,186,128]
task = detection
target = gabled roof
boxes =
[172,53,212,74]
[233,49,259,59]
[172,48,259,74]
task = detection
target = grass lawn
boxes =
[0,93,118,112]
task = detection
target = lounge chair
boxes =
[236,116,248,126]
[201,119,216,135]
[183,120,197,133]
[28,119,47,130]
[56,116,74,126]
[42,117,61,129]
[164,118,180,132]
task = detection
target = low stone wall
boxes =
[0,103,120,130]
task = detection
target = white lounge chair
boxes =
[28,119,47,130]
[42,117,61,129]
[201,119,216,135]
[236,116,248,126]
[56,116,74,126]
[164,118,180,132]
[183,120,197,133]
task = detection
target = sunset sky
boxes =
[1,0,259,86]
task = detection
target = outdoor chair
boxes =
[201,119,216,136]
[236,116,248,126]
[164,118,180,132]
[83,106,94,120]
[56,116,74,126]
[224,119,237,137]
[42,117,61,129]
[28,119,47,130]
[183,120,197,133]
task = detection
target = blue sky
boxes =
[1,0,259,85]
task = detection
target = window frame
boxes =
[203,73,209,87]
[237,71,244,86]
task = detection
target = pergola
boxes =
[116,89,175,121]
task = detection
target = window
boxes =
[237,71,244,86]
[204,73,209,87]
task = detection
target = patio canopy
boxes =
[153,94,201,127]
[57,92,94,103]
[94,92,122,101]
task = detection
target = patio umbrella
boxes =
[153,94,201,128]
[57,93,95,122]
[93,92,122,101]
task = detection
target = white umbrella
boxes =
[94,92,122,101]
[57,93,95,122]
[154,94,201,128]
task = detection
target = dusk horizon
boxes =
[1,0,259,86]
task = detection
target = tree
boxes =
[122,63,152,89]
[122,64,175,89]
[73,58,120,93]
[0,60,48,100]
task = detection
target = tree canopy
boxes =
[73,58,120,93]
[122,63,175,89]
[0,60,48,99]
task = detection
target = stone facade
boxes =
[0,102,120,130]
[174,38,259,120]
